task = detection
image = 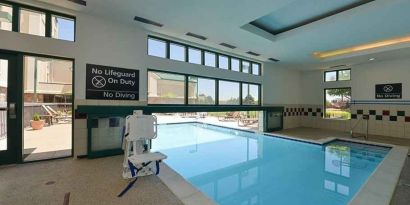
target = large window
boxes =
[170,43,186,61]
[0,3,12,31]
[147,36,262,75]
[188,47,201,64]
[325,69,351,82]
[19,9,46,36]
[148,38,167,58]
[242,84,259,105]
[219,81,240,105]
[188,77,216,105]
[148,71,185,104]
[51,15,75,41]
[324,88,351,120]
[2,1,75,41]
[148,70,261,106]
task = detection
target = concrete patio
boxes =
[24,123,72,161]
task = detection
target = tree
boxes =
[327,88,351,101]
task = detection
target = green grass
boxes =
[325,109,351,119]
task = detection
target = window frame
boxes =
[323,87,352,120]
[242,83,260,106]
[324,68,351,82]
[1,0,76,41]
[169,42,186,62]
[147,35,262,76]
[147,68,262,106]
[187,47,202,65]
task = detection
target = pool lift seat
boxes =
[118,111,167,197]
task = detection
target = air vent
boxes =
[134,16,163,27]
[247,51,260,56]
[268,58,280,62]
[329,64,347,68]
[67,0,86,6]
[219,43,236,49]
[186,32,207,40]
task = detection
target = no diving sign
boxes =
[86,64,139,100]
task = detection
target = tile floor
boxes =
[0,156,183,205]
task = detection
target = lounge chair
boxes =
[238,113,258,126]
[218,112,240,121]
[41,105,71,123]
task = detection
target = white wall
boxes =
[262,64,301,105]
[301,58,410,104]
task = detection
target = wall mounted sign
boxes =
[86,64,139,100]
[375,83,402,99]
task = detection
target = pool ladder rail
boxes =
[350,115,369,140]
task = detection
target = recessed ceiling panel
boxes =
[250,0,373,35]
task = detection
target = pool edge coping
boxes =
[156,123,408,205]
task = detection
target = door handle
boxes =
[8,103,16,119]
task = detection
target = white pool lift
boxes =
[118,111,167,197]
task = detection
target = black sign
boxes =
[86,64,139,100]
[375,83,402,99]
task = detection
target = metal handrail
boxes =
[350,116,369,140]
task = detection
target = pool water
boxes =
[152,123,390,205]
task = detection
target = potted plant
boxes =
[31,113,45,130]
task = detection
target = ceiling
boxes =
[35,0,410,70]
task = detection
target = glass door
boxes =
[0,53,21,164]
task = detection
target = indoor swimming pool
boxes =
[152,123,391,205]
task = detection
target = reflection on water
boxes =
[155,123,389,205]
[324,144,351,196]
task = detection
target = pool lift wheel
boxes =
[350,115,369,140]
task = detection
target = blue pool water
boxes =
[152,123,390,205]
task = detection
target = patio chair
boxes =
[238,113,258,127]
[42,105,71,123]
[218,112,240,121]
[118,111,167,197]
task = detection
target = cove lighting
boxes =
[313,36,410,59]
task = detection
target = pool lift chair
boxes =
[118,111,167,197]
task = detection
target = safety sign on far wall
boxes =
[86,64,139,100]
[375,83,402,99]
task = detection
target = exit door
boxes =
[0,53,22,164]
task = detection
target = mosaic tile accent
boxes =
[351,109,409,122]
[284,107,321,118]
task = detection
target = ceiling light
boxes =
[313,35,410,59]
[369,58,375,61]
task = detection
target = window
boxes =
[231,58,240,72]
[24,56,73,84]
[325,69,351,82]
[170,43,186,61]
[218,55,229,70]
[0,4,12,31]
[324,88,351,120]
[51,15,75,41]
[338,69,351,81]
[148,71,185,104]
[242,61,250,73]
[147,36,262,76]
[148,38,167,58]
[204,51,216,67]
[218,81,240,105]
[242,84,259,105]
[188,47,201,64]
[252,63,260,75]
[188,77,215,105]
[19,9,46,36]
